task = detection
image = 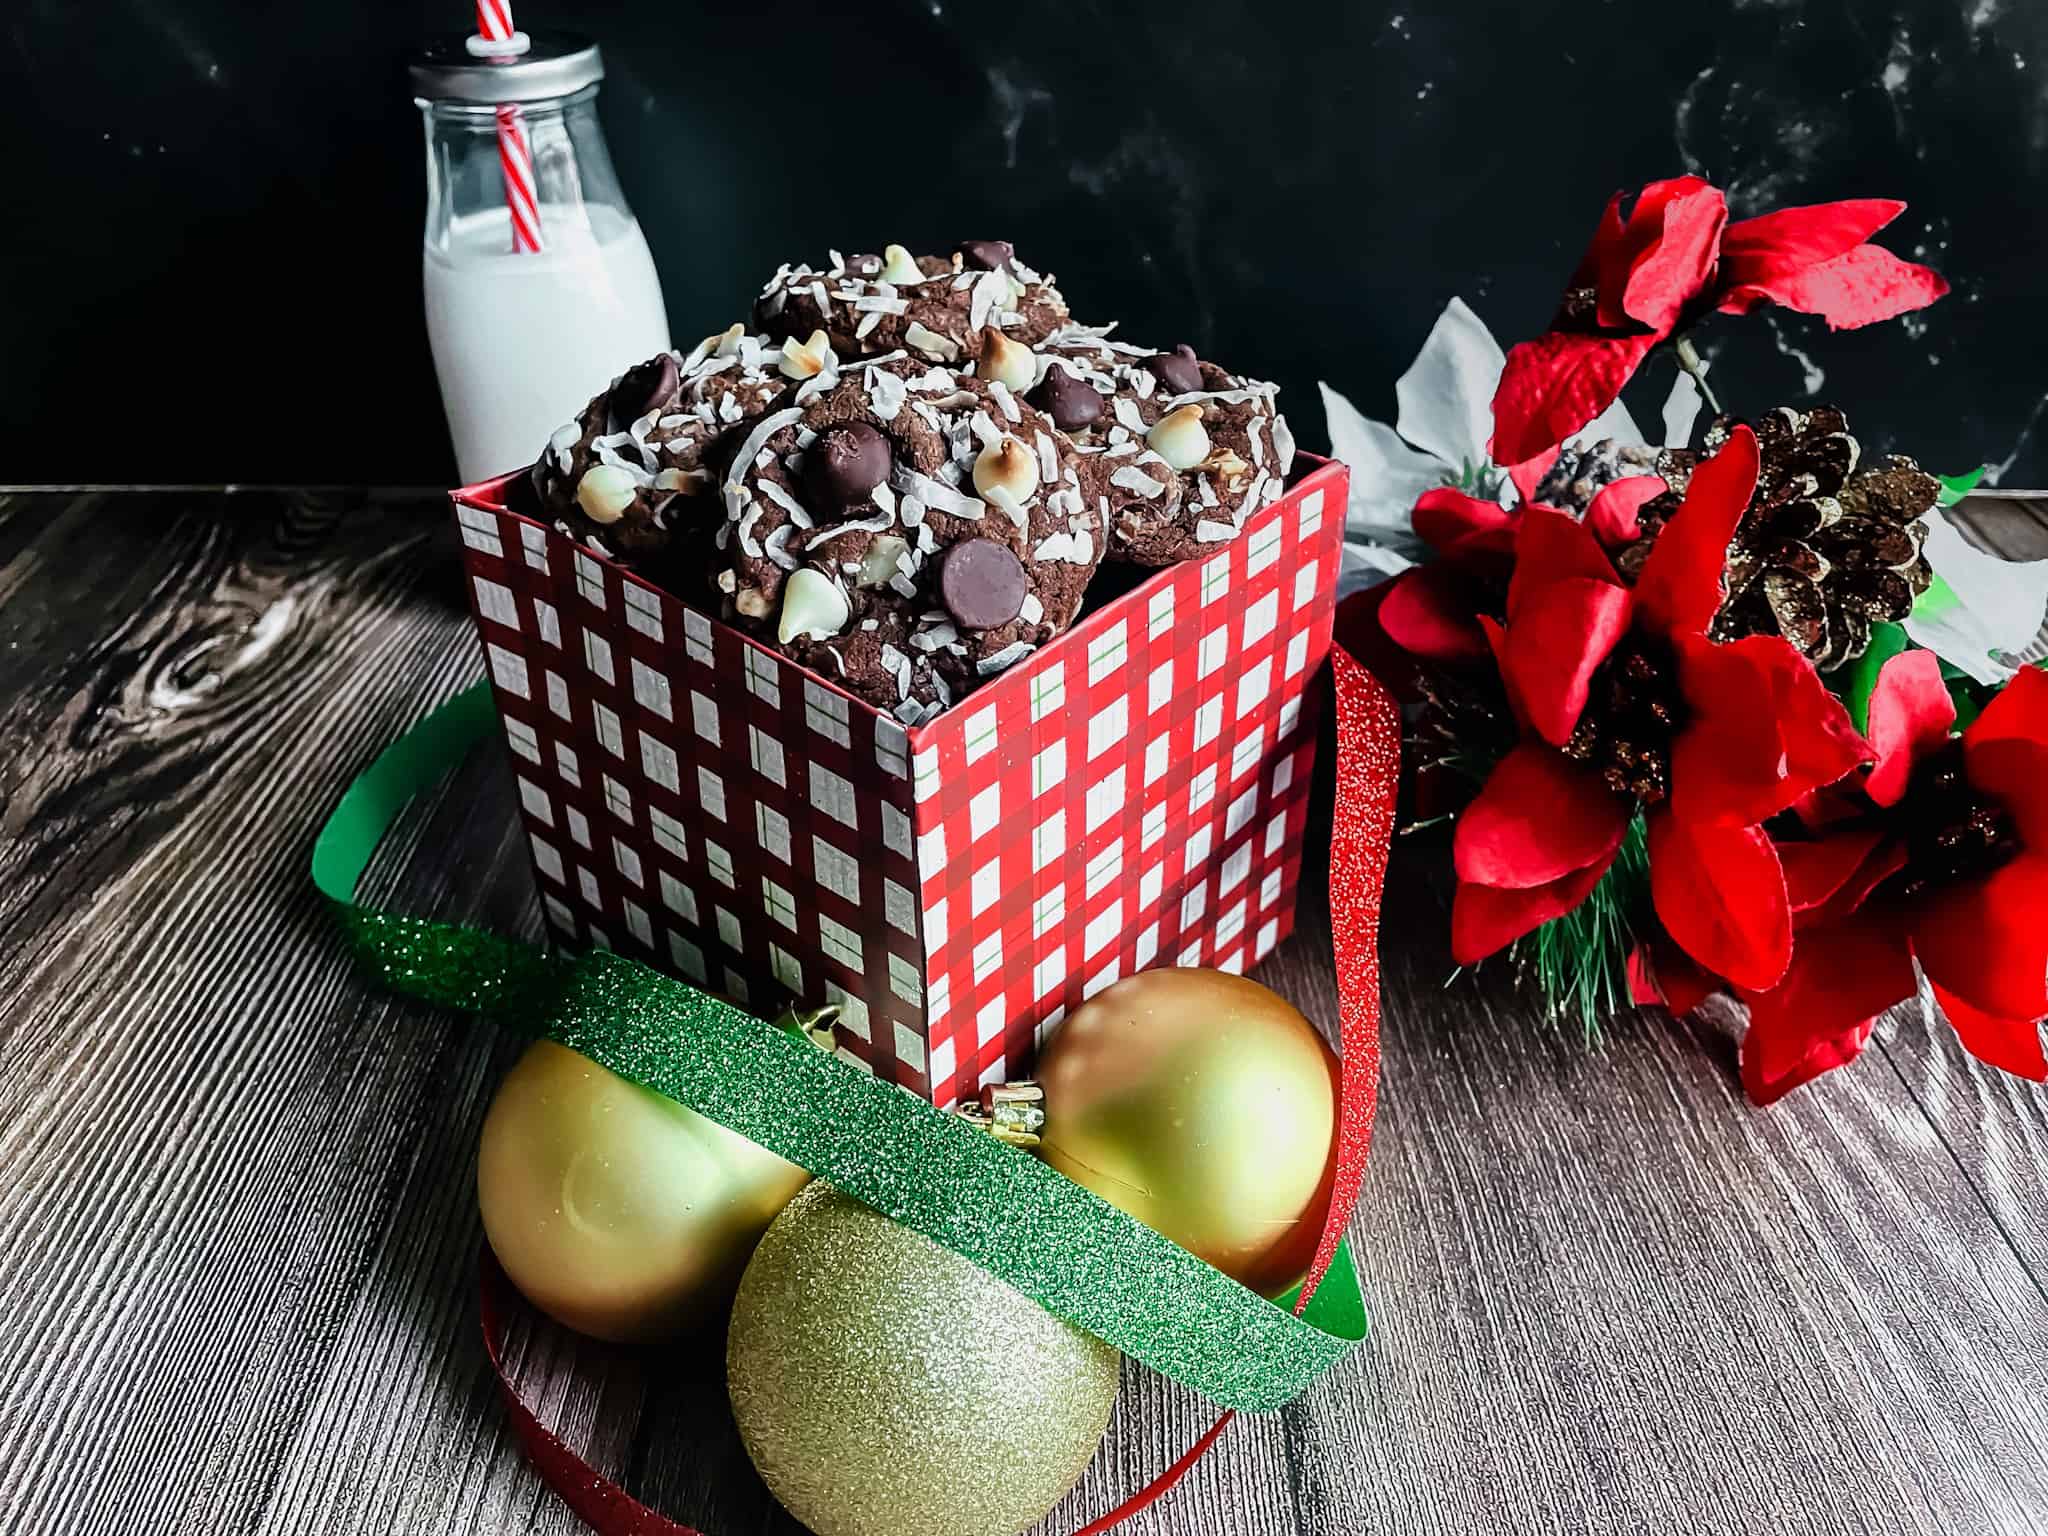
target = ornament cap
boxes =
[956,1081,1046,1147]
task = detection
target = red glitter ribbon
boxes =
[478,646,1398,1534]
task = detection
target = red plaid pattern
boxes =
[454,457,1348,1108]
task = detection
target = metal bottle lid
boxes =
[407,30,604,105]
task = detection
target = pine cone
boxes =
[1530,439,1664,514]
[1562,635,1685,805]
[1632,407,1937,670]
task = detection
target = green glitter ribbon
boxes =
[315,682,1368,1412]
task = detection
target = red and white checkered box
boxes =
[452,457,1348,1108]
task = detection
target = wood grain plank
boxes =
[0,488,2044,1536]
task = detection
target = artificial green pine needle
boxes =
[1508,816,1650,1038]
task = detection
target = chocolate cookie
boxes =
[714,358,1105,722]
[1031,325,1296,566]
[532,324,801,562]
[753,243,1069,370]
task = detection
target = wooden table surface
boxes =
[1,486,2044,1536]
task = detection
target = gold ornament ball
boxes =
[727,1183,1120,1536]
[1035,968,1339,1297]
[476,1039,809,1343]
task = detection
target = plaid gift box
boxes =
[452,456,1348,1109]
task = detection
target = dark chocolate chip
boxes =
[848,252,883,276]
[609,352,680,430]
[939,538,1028,630]
[958,239,1015,272]
[1146,344,1204,395]
[803,422,893,508]
[1027,363,1103,432]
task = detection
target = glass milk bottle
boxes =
[410,32,670,484]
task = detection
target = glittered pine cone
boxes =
[1630,406,1938,670]
[1529,438,1664,515]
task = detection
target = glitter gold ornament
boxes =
[477,1040,809,1343]
[1034,968,1339,1297]
[727,1183,1120,1536]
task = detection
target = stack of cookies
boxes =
[526,241,1295,724]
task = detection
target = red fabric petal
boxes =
[1565,191,1630,295]
[1506,505,1623,619]
[1615,179,1728,335]
[1742,1014,1876,1106]
[1497,577,1634,749]
[1718,243,1948,330]
[1931,982,2048,1082]
[1911,851,2048,1022]
[1476,615,1527,731]
[1634,425,1759,641]
[1504,448,1560,511]
[1377,565,1490,662]
[1627,936,1720,1014]
[1332,585,1423,704]
[1411,485,1515,560]
[1813,840,1907,929]
[1453,742,1631,889]
[1649,811,1793,993]
[1581,475,1665,549]
[1596,177,1712,329]
[1451,859,1614,965]
[1962,658,2048,754]
[1672,634,1873,826]
[1715,199,1906,291]
[1777,826,1888,915]
[1863,648,1957,807]
[1736,906,1912,1103]
[1964,665,2048,847]
[1489,329,1662,469]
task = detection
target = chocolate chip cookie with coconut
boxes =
[715,355,1106,722]
[532,324,807,563]
[753,241,1069,370]
[1028,325,1296,566]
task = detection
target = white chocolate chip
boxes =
[777,568,851,644]
[778,329,834,381]
[1148,403,1211,472]
[859,534,911,588]
[972,436,1040,502]
[980,330,1037,391]
[736,587,773,619]
[880,244,926,285]
[575,465,637,523]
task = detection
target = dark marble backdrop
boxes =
[6,0,2045,485]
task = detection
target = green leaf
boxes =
[1948,676,1981,729]
[1829,623,1909,735]
[1910,570,1964,625]
[1937,466,1987,508]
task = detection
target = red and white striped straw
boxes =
[495,103,543,254]
[474,0,543,254]
[475,0,517,47]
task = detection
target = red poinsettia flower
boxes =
[1490,177,1949,470]
[1450,425,1871,990]
[1734,651,2048,1102]
[1377,474,1666,662]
